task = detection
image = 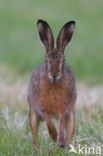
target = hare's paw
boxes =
[57,137,66,148]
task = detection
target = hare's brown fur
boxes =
[28,20,76,148]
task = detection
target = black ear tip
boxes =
[72,21,75,24]
[37,19,43,24]
[71,21,76,25]
[37,19,48,26]
[68,21,76,25]
[64,21,76,27]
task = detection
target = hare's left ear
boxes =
[56,21,75,52]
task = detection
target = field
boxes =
[0,0,103,155]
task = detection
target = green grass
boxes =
[0,104,103,156]
[0,0,103,83]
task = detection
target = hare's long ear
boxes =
[37,20,54,51]
[56,21,75,53]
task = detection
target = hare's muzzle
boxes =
[52,74,58,82]
[48,72,61,83]
[53,73,58,79]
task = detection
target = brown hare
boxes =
[28,19,76,148]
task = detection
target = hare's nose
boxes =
[53,73,57,79]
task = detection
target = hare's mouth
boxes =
[48,73,61,83]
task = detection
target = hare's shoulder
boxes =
[30,64,45,84]
[66,64,76,92]
[65,65,76,92]
[28,64,44,100]
[65,65,75,79]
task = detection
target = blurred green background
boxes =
[0,1,103,155]
[0,0,103,83]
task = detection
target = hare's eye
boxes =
[45,58,48,62]
[63,58,65,62]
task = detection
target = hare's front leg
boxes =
[65,110,75,147]
[29,110,40,145]
[43,112,57,142]
[57,114,65,148]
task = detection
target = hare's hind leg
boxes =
[57,114,65,148]
[65,110,75,148]
[43,112,57,142]
[29,110,40,145]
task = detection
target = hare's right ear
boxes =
[37,20,54,51]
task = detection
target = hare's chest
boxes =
[39,82,68,114]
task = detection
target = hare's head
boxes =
[37,20,75,83]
